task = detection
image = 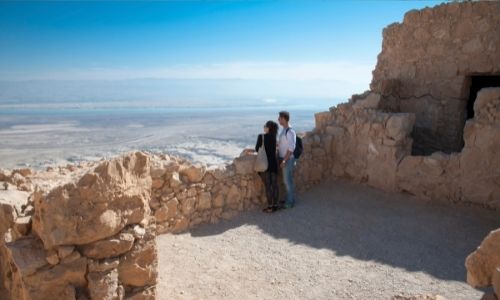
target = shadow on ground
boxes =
[188,180,500,282]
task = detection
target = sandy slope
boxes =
[157,180,500,300]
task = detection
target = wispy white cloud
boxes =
[0,61,375,84]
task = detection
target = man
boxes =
[278,111,296,208]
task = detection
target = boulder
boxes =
[23,257,87,299]
[234,155,257,175]
[118,231,157,287]
[5,236,48,276]
[162,198,179,220]
[466,229,500,288]
[149,163,166,179]
[314,111,330,130]
[57,245,75,259]
[0,188,30,240]
[172,216,189,234]
[198,192,212,210]
[87,269,122,300]
[88,258,120,273]
[169,172,182,187]
[474,88,500,122]
[32,152,152,248]
[226,184,241,206]
[179,165,205,183]
[213,193,225,208]
[385,113,416,141]
[154,206,170,223]
[46,250,59,265]
[181,197,196,216]
[494,267,500,299]
[352,92,381,109]
[81,233,135,259]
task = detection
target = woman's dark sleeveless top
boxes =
[255,133,278,173]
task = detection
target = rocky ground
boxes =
[157,180,500,300]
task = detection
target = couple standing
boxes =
[253,111,297,213]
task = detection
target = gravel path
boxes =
[157,180,500,300]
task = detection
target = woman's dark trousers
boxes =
[261,171,279,207]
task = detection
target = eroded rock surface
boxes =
[466,229,500,288]
[32,152,152,248]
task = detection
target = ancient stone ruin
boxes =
[371,2,500,155]
[0,151,267,299]
[0,1,499,299]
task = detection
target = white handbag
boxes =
[254,134,269,172]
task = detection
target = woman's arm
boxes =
[255,134,262,152]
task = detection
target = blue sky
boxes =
[0,1,445,104]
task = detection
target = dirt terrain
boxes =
[158,180,500,300]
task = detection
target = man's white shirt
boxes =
[278,127,296,158]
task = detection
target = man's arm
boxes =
[281,129,296,167]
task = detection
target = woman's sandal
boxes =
[263,207,275,213]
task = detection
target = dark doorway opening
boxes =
[467,75,500,119]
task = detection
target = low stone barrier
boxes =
[295,88,500,210]
[0,150,266,299]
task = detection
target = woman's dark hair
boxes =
[265,120,278,136]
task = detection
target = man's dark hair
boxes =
[279,111,290,122]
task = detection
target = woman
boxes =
[254,120,279,213]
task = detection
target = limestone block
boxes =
[179,165,205,183]
[466,229,500,287]
[57,245,75,259]
[169,172,182,187]
[118,232,157,287]
[154,206,170,223]
[5,237,48,276]
[181,197,196,216]
[314,111,331,130]
[81,233,135,259]
[0,188,30,240]
[32,152,152,249]
[23,257,87,299]
[493,267,500,299]
[149,160,169,179]
[352,92,381,109]
[226,184,241,206]
[385,113,416,141]
[234,155,257,175]
[198,192,212,210]
[213,193,225,208]
[474,88,500,123]
[88,258,120,273]
[87,269,121,300]
[172,216,189,234]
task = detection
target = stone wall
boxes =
[0,153,157,300]
[295,92,416,193]
[148,153,266,234]
[295,87,500,210]
[0,152,266,300]
[370,1,500,154]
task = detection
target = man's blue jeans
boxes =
[282,156,296,206]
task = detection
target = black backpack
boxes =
[286,128,303,159]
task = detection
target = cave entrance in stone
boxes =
[466,75,500,119]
